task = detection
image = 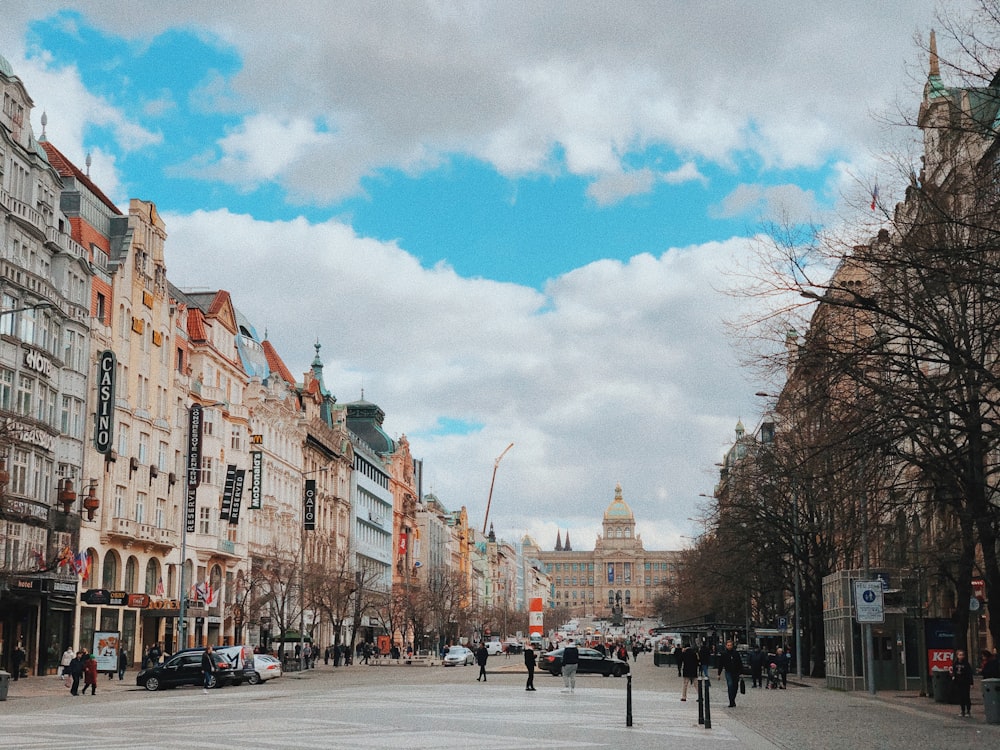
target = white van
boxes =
[485,638,504,655]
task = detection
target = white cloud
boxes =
[162,209,760,550]
[713,183,819,224]
[586,162,706,206]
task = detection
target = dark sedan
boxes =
[538,647,630,678]
[136,649,240,691]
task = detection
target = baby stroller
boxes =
[765,661,781,689]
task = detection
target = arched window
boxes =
[625,590,631,605]
[608,591,614,606]
[616,528,623,538]
[625,527,631,538]
[102,550,119,589]
[145,558,160,595]
[124,556,138,592]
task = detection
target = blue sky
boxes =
[0,1,948,550]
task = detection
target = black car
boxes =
[136,648,243,691]
[538,646,630,678]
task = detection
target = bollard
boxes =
[703,674,712,729]
[626,674,633,727]
[697,676,704,725]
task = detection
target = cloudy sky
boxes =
[0,1,952,551]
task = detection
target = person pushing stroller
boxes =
[766,659,781,689]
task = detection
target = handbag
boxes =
[740,677,746,694]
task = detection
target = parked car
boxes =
[136,649,240,691]
[250,653,283,683]
[485,639,504,656]
[537,646,630,678]
[442,645,475,666]
[503,638,523,654]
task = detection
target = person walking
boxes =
[680,643,700,701]
[749,645,766,688]
[673,642,684,677]
[59,645,75,678]
[11,643,25,680]
[951,649,974,717]
[716,640,743,708]
[524,644,536,691]
[201,644,217,694]
[67,651,84,695]
[148,642,162,666]
[699,640,713,678]
[561,638,580,693]
[774,647,790,689]
[475,642,489,682]
[83,653,98,695]
[982,649,1000,679]
[117,647,129,681]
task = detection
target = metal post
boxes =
[299,525,305,672]
[793,494,803,679]
[862,488,876,695]
[626,674,632,727]
[697,676,704,725]
[703,674,712,729]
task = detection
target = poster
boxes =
[93,631,121,672]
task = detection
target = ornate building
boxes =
[536,485,681,619]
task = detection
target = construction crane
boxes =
[482,442,514,534]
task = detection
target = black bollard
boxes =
[626,674,633,727]
[697,676,704,725]
[703,675,712,729]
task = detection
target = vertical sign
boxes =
[249,451,262,509]
[303,479,316,531]
[94,350,116,453]
[229,470,245,525]
[607,563,615,583]
[528,597,544,640]
[185,405,203,534]
[220,464,237,521]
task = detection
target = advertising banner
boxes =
[92,631,121,673]
[229,469,246,525]
[304,479,316,531]
[250,451,262,509]
[220,464,237,520]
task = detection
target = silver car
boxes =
[442,646,475,666]
[250,654,283,683]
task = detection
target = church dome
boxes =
[603,483,634,520]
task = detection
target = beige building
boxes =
[536,485,681,619]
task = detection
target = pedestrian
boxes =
[982,649,1000,679]
[475,642,489,682]
[83,653,98,695]
[561,638,580,693]
[148,642,162,666]
[749,645,765,688]
[951,648,974,717]
[524,643,536,691]
[774,646,790,689]
[716,640,743,708]
[201,644,217,694]
[11,643,25,680]
[324,645,331,665]
[595,641,606,656]
[680,643,700,701]
[117,647,129,681]
[59,645,74,678]
[699,640,713,678]
[673,642,684,677]
[67,650,84,695]
[632,642,640,661]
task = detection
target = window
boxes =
[117,423,129,457]
[199,506,211,535]
[157,442,168,471]
[0,368,13,410]
[0,294,14,336]
[230,425,242,451]
[11,449,28,495]
[135,492,146,524]
[114,486,125,518]
[16,374,32,416]
[138,433,149,464]
[200,456,215,485]
[95,292,106,322]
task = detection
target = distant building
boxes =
[535,485,681,619]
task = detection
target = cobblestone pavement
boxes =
[1,656,997,749]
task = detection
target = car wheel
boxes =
[207,674,219,689]
[247,672,261,685]
[143,677,160,691]
[553,668,562,677]
[613,666,626,677]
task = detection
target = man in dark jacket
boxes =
[716,640,743,707]
[67,651,84,695]
[475,643,489,682]
[749,645,766,688]
[201,645,217,694]
[524,645,536,691]
[680,644,700,701]
[673,642,684,677]
[774,647,790,688]
[561,638,580,692]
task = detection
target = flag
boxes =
[195,581,216,606]
[156,577,165,597]
[870,182,879,211]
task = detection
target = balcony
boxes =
[218,539,236,555]
[104,517,177,552]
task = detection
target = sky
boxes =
[0,1,954,553]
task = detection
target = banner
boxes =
[220,464,237,521]
[186,405,203,488]
[94,350,116,453]
[303,479,316,531]
[229,469,246,525]
[185,484,197,534]
[607,563,614,583]
[250,451,262,509]
[92,631,121,673]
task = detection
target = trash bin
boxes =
[932,668,954,703]
[983,678,1000,724]
[0,670,9,701]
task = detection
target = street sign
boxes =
[853,580,885,623]
[777,616,788,631]
[81,588,111,605]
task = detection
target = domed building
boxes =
[536,485,681,619]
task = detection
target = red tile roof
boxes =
[39,140,122,215]
[262,339,296,385]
